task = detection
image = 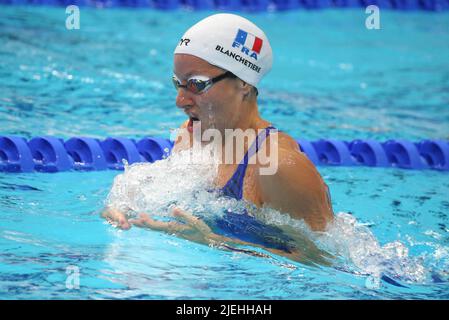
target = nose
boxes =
[175,88,195,110]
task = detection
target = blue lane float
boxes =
[312,139,355,166]
[416,140,449,171]
[0,136,34,173]
[100,137,143,170]
[382,139,428,170]
[28,136,74,173]
[136,137,173,163]
[0,0,448,11]
[64,137,108,171]
[0,135,448,173]
[297,139,319,165]
[348,139,389,167]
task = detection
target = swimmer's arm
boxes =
[101,206,131,230]
[129,208,329,264]
[100,204,251,249]
[129,208,245,246]
[130,209,325,264]
[257,147,333,232]
[129,208,286,253]
[100,204,246,245]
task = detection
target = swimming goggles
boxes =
[172,71,236,94]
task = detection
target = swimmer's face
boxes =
[173,54,248,135]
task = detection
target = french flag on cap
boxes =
[234,29,263,54]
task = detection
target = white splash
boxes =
[105,148,444,285]
[316,212,429,283]
[105,145,238,219]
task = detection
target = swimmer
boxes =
[102,14,333,264]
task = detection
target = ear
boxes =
[240,80,252,100]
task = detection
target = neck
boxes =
[215,101,271,165]
[234,100,270,132]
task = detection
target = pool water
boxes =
[1,6,449,299]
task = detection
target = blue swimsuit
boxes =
[211,126,295,252]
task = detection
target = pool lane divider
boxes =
[0,135,448,173]
[1,0,448,11]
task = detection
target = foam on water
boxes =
[105,148,447,285]
[251,206,445,285]
[105,145,245,219]
[316,213,430,284]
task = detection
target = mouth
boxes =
[187,115,200,133]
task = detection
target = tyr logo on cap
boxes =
[232,29,263,60]
[179,38,190,46]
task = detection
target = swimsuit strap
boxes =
[221,126,276,200]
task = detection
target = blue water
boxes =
[1,6,449,299]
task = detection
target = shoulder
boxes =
[260,131,318,179]
[256,132,333,230]
[258,135,322,192]
[277,131,302,152]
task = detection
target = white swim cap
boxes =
[174,13,273,87]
